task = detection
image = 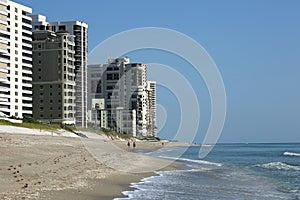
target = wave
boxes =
[283,152,300,157]
[256,162,300,171]
[158,156,223,167]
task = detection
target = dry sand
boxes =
[0,126,184,200]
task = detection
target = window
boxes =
[40,85,43,89]
[50,99,53,103]
[50,85,52,89]
[38,68,41,72]
[38,76,41,80]
[15,64,18,68]
[59,25,66,31]
[38,44,41,49]
[38,52,41,57]
[15,23,18,27]
[15,57,18,61]
[40,107,43,111]
[15,85,18,88]
[15,50,18,55]
[38,60,41,65]
[15,92,18,95]
[15,7,18,13]
[40,100,43,103]
[15,30,18,34]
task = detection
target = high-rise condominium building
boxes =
[0,0,32,118]
[88,58,156,137]
[146,81,156,137]
[32,30,76,124]
[0,0,9,116]
[31,14,88,128]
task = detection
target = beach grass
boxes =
[0,119,59,131]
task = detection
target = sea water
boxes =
[115,143,300,200]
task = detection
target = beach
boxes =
[0,126,182,200]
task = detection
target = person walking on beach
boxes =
[133,141,136,148]
[127,140,130,148]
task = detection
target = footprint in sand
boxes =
[22,183,28,189]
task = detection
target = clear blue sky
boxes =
[17,0,300,143]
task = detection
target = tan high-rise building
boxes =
[31,14,88,128]
[146,81,156,137]
[32,30,76,124]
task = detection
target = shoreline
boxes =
[0,127,185,200]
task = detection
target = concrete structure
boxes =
[0,1,32,118]
[32,30,76,124]
[146,81,156,137]
[87,98,107,129]
[87,58,155,137]
[31,14,88,128]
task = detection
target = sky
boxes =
[16,0,300,143]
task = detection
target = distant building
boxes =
[0,0,32,118]
[146,81,157,137]
[31,14,88,128]
[32,30,76,124]
[87,98,107,129]
[87,58,156,137]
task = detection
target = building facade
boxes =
[0,1,32,118]
[146,81,156,137]
[87,58,156,137]
[31,14,88,128]
[32,30,76,124]
[0,0,9,116]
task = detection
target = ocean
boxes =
[115,143,300,200]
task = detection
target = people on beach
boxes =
[133,141,136,148]
[127,140,130,148]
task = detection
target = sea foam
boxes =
[283,152,300,157]
[159,156,223,167]
[256,162,300,171]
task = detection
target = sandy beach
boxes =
[0,126,183,200]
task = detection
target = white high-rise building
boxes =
[31,14,88,128]
[87,58,156,138]
[0,0,9,116]
[0,1,32,118]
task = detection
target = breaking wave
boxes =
[256,162,300,171]
[283,152,300,157]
